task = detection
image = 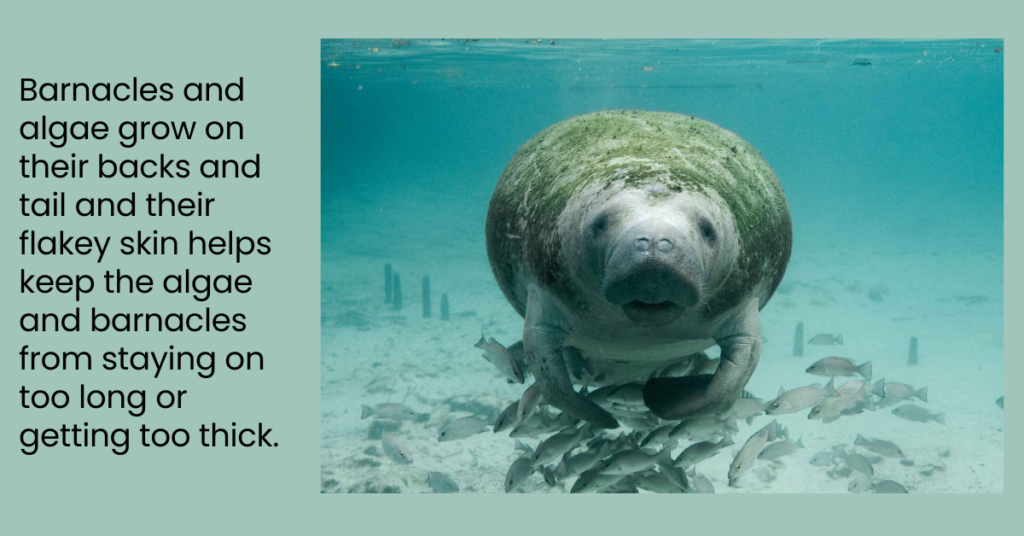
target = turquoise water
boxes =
[320,40,1003,493]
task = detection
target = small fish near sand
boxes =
[808,381,873,422]
[767,379,840,415]
[757,437,804,461]
[836,449,873,476]
[674,436,735,468]
[806,356,871,381]
[728,419,777,486]
[848,474,872,493]
[361,403,419,421]
[492,401,520,433]
[996,396,1003,409]
[599,445,673,476]
[531,425,593,467]
[892,404,945,424]
[854,434,905,458]
[382,433,413,464]
[439,415,490,441]
[570,467,626,493]
[505,455,535,493]
[427,471,459,493]
[686,469,715,493]
[517,383,543,423]
[871,479,909,493]
[474,334,525,384]
[807,333,843,346]
[721,397,769,424]
[882,382,928,403]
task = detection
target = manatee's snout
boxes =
[602,219,703,326]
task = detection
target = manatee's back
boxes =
[486,109,792,319]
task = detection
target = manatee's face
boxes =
[580,183,726,328]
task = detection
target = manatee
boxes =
[485,110,792,428]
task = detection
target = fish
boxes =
[808,382,869,421]
[773,423,790,442]
[836,449,873,476]
[720,397,768,424]
[517,383,543,423]
[601,479,639,493]
[438,415,490,441]
[360,403,418,421]
[507,340,529,376]
[599,445,672,476]
[634,471,686,493]
[728,419,777,486]
[767,378,840,415]
[840,378,885,398]
[639,424,676,448]
[504,456,535,492]
[530,425,593,467]
[553,459,570,478]
[848,474,872,493]
[513,439,533,455]
[871,479,909,493]
[806,357,871,380]
[474,334,525,384]
[655,449,688,491]
[586,384,622,407]
[427,471,459,493]
[542,466,557,486]
[671,434,737,467]
[996,396,1003,409]
[509,409,575,438]
[564,444,611,476]
[492,401,519,433]
[873,396,904,409]
[757,437,805,461]
[882,382,928,402]
[807,333,843,346]
[854,434,905,458]
[382,433,412,464]
[605,382,646,406]
[809,451,835,467]
[686,469,715,493]
[617,414,661,432]
[570,466,626,493]
[891,404,945,424]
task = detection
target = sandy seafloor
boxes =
[319,184,1004,494]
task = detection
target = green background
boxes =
[0,1,1013,534]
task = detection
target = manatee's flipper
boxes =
[523,284,619,429]
[644,299,761,420]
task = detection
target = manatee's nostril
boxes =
[635,238,650,251]
[657,238,674,252]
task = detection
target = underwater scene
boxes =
[320,39,1003,494]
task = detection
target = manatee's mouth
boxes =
[600,218,705,327]
[620,300,687,327]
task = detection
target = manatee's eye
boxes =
[698,217,717,246]
[590,213,610,237]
